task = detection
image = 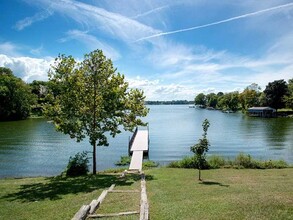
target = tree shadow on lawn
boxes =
[199,181,229,187]
[2,173,155,202]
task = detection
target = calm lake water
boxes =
[0,105,292,178]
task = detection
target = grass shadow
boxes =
[199,181,229,187]
[2,173,154,202]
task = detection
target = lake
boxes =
[0,105,292,178]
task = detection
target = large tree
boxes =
[0,67,33,121]
[264,79,288,111]
[45,50,149,174]
[217,92,239,111]
[194,93,206,107]
[206,93,218,108]
[239,84,261,111]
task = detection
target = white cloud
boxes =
[26,0,160,43]
[59,30,120,60]
[0,42,22,57]
[127,77,195,100]
[30,45,44,56]
[0,54,53,82]
[14,9,53,31]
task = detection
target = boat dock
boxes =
[128,127,149,171]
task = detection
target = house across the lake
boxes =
[247,107,276,118]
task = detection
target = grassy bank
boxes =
[0,168,292,219]
[146,168,293,219]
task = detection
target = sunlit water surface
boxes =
[0,105,292,177]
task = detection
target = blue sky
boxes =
[1,0,293,100]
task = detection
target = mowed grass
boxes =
[145,168,293,220]
[0,168,292,220]
[0,174,140,220]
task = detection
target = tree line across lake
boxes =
[194,80,293,113]
[0,66,292,121]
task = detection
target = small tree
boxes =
[190,119,210,181]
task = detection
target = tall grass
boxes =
[167,153,289,169]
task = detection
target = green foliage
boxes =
[194,93,206,106]
[66,152,89,177]
[217,91,240,111]
[206,93,218,108]
[115,156,131,166]
[167,156,197,168]
[234,153,255,168]
[29,80,49,116]
[264,79,288,110]
[0,67,34,121]
[207,155,226,168]
[168,153,289,170]
[239,85,261,111]
[44,49,148,174]
[142,160,159,169]
[284,78,293,109]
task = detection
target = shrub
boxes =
[143,160,159,169]
[167,153,289,170]
[234,153,255,168]
[167,156,209,169]
[66,152,89,177]
[115,156,131,166]
[167,160,182,168]
[257,160,288,169]
[208,155,226,168]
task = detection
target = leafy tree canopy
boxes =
[264,79,288,110]
[44,50,149,174]
[194,93,206,106]
[239,84,261,111]
[0,67,33,121]
[284,78,293,109]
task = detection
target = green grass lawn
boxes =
[146,168,293,220]
[0,168,292,220]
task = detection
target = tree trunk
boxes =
[198,168,201,181]
[93,141,96,175]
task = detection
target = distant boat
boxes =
[223,110,234,113]
[188,105,195,108]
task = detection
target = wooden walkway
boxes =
[129,127,149,171]
[72,127,150,220]
[72,174,149,220]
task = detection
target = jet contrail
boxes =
[132,5,169,19]
[136,2,293,42]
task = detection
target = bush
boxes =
[167,156,209,169]
[234,153,255,168]
[167,153,290,170]
[208,155,226,168]
[66,152,89,177]
[256,160,288,169]
[115,156,131,166]
[143,160,159,169]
